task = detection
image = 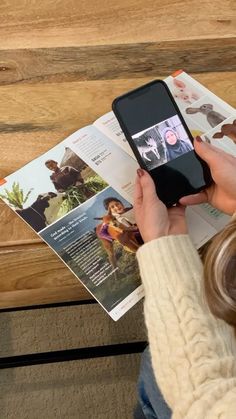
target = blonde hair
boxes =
[204,217,236,328]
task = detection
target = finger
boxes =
[138,169,159,202]
[179,191,208,206]
[194,137,221,164]
[233,120,236,126]
[134,172,143,208]
[194,136,234,162]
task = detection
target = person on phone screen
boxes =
[161,127,193,162]
[133,137,236,419]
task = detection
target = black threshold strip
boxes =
[0,299,96,313]
[0,342,147,369]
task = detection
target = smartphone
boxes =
[112,80,212,207]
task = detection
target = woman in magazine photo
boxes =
[161,127,193,161]
[133,136,236,419]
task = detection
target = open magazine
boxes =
[0,71,235,320]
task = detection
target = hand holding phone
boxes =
[180,138,236,215]
[134,168,187,242]
[112,80,212,207]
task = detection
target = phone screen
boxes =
[113,80,212,206]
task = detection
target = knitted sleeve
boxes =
[137,235,236,418]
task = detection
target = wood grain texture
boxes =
[0,73,235,144]
[0,38,236,85]
[1,73,236,246]
[0,0,235,49]
[1,0,236,308]
[0,72,236,308]
[0,286,90,309]
[0,243,90,308]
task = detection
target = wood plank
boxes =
[0,37,236,85]
[0,72,236,246]
[1,71,235,308]
[0,286,90,309]
[0,242,90,308]
[0,243,77,290]
[0,201,41,246]
[1,0,235,311]
[0,73,235,144]
[0,0,235,49]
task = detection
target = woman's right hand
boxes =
[179,137,236,215]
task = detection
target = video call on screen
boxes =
[132,115,193,171]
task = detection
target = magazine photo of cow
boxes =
[0,144,107,233]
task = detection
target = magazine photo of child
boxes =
[96,197,142,264]
[40,187,141,316]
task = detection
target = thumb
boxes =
[134,172,143,208]
[179,190,208,206]
[138,169,158,202]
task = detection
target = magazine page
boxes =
[186,205,230,248]
[1,71,235,318]
[164,70,236,156]
[94,72,236,161]
[93,111,136,158]
[0,128,143,321]
[64,125,139,203]
[164,70,235,239]
[64,124,231,250]
[94,73,236,159]
[92,73,234,247]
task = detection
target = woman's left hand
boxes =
[134,169,187,243]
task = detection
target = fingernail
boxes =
[137,168,144,177]
[195,136,202,143]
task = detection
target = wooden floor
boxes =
[0,0,236,308]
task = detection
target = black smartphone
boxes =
[112,80,212,207]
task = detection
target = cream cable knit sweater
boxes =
[137,235,236,419]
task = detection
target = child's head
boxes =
[103,197,125,215]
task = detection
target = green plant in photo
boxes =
[57,175,108,218]
[0,182,33,209]
[85,175,108,194]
